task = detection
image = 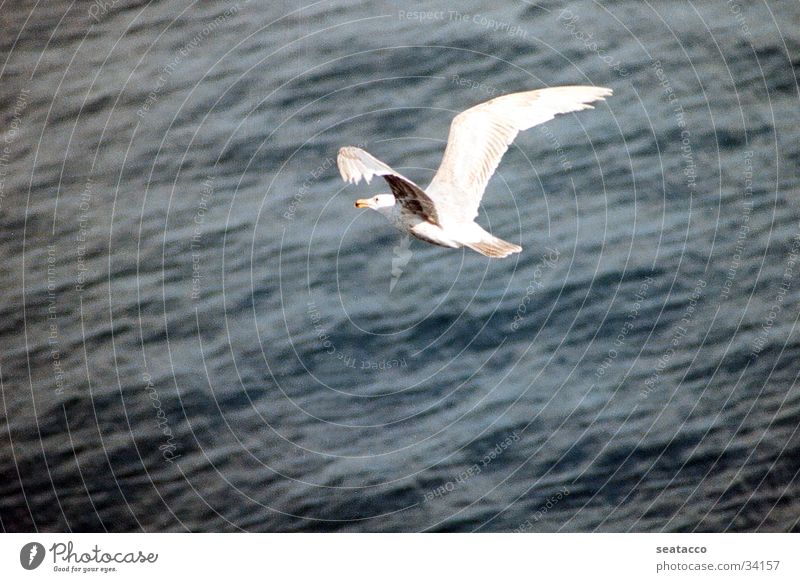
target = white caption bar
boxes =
[1,533,796,581]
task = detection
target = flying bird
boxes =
[338,85,612,257]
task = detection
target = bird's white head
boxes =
[354,193,396,211]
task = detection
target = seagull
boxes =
[337,85,612,257]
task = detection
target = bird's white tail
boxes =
[464,235,522,258]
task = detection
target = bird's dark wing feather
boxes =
[337,146,439,224]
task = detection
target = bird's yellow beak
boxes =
[354,199,370,209]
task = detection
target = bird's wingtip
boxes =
[337,147,363,184]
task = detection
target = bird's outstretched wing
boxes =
[337,146,439,224]
[426,86,612,223]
